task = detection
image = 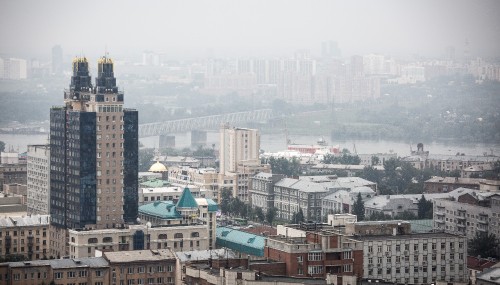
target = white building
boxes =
[27,145,50,215]
[219,125,260,174]
[358,232,468,284]
[433,188,500,239]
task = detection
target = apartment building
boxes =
[0,215,50,261]
[26,144,50,215]
[424,177,483,193]
[349,220,468,284]
[433,188,500,239]
[357,232,468,284]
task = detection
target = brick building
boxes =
[264,223,363,281]
[0,215,50,261]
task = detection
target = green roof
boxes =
[140,179,169,188]
[206,199,218,212]
[216,227,265,257]
[176,187,198,209]
[409,219,434,233]
[138,201,181,219]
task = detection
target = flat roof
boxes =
[104,249,175,263]
[354,232,463,241]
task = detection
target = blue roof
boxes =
[177,187,198,208]
[138,201,181,219]
[216,227,265,257]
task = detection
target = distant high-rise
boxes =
[50,56,138,231]
[321,41,341,59]
[219,125,260,174]
[51,45,63,75]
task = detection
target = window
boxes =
[343,251,352,259]
[138,266,145,273]
[157,266,164,272]
[54,272,63,279]
[128,267,134,274]
[308,252,322,261]
[88,238,98,244]
[95,270,102,277]
[128,280,135,285]
[191,232,199,238]
[308,266,323,275]
[386,268,391,274]
[343,264,352,272]
[174,233,183,239]
[158,234,167,239]
[79,271,87,277]
[68,271,76,278]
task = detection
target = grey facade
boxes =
[249,172,284,213]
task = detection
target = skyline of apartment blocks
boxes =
[26,145,50,215]
[433,190,500,240]
[49,56,138,232]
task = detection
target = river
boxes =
[4,132,498,157]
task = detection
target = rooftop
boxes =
[8,257,108,269]
[216,227,266,257]
[354,232,463,241]
[176,248,238,263]
[104,249,175,263]
[0,215,50,227]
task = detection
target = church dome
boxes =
[149,161,167,172]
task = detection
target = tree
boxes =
[366,212,393,221]
[291,208,305,224]
[255,207,265,223]
[417,195,433,219]
[266,207,277,225]
[0,141,5,152]
[267,157,301,177]
[220,188,232,214]
[352,193,365,221]
[468,232,499,258]
[371,155,380,166]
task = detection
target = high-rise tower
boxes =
[50,56,138,232]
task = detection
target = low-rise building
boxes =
[105,249,176,285]
[0,162,27,192]
[424,176,483,193]
[273,176,376,222]
[476,267,500,285]
[265,223,364,281]
[249,172,284,213]
[322,187,375,216]
[468,256,498,285]
[0,215,50,261]
[0,249,176,285]
[69,189,218,258]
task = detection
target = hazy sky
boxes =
[1,0,500,59]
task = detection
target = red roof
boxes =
[468,256,497,271]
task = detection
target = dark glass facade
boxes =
[50,109,97,228]
[123,109,139,223]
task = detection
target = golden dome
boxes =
[148,161,167,172]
